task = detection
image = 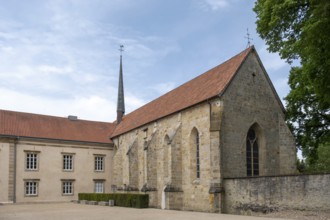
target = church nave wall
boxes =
[112,100,222,212]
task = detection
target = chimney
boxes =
[68,115,78,121]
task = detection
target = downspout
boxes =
[13,137,19,203]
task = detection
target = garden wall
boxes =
[223,174,330,214]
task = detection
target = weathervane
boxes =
[119,45,124,56]
[245,28,253,48]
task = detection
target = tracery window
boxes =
[246,128,259,176]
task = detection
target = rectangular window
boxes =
[25,181,38,196]
[63,155,73,171]
[94,181,104,193]
[94,156,104,171]
[62,181,74,195]
[26,153,38,170]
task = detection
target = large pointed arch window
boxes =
[246,128,259,176]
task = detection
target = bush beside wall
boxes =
[78,193,149,208]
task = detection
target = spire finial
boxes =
[119,45,124,56]
[117,44,125,124]
[245,28,253,48]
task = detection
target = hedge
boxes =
[78,193,149,208]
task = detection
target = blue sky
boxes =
[0,0,291,122]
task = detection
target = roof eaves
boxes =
[110,94,226,139]
[0,134,113,146]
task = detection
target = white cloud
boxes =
[197,0,230,11]
[205,0,229,10]
[69,95,116,122]
[150,82,176,95]
[0,9,178,120]
[258,46,288,71]
[125,93,148,114]
[38,65,73,75]
[0,87,116,122]
[273,77,290,100]
[274,77,288,90]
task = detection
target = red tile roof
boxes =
[111,47,253,137]
[0,47,253,142]
[0,110,115,144]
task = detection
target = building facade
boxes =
[110,46,296,212]
[0,111,114,203]
[0,46,296,212]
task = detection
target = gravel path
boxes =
[0,203,287,220]
[254,210,330,220]
[1,203,329,220]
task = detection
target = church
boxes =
[0,46,296,212]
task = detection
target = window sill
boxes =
[63,170,74,172]
[62,194,74,196]
[24,194,38,197]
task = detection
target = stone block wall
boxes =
[220,51,296,178]
[278,119,297,174]
[112,100,222,212]
[166,191,183,210]
[223,174,330,214]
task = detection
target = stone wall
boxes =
[111,51,297,212]
[223,174,330,214]
[220,51,296,178]
[278,119,297,175]
[112,100,222,212]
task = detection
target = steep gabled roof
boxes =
[111,46,254,138]
[0,109,115,144]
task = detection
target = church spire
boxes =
[116,45,125,124]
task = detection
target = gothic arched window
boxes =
[196,131,200,179]
[246,128,259,176]
[190,128,201,181]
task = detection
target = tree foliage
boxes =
[253,0,330,165]
[308,143,330,172]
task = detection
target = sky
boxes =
[0,0,292,122]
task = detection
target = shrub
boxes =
[78,193,149,208]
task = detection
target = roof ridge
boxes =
[0,109,114,124]
[118,46,254,120]
[0,109,115,143]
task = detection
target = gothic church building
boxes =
[0,46,296,212]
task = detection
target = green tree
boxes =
[253,0,330,165]
[307,143,330,172]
